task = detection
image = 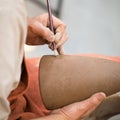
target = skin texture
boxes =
[39,55,120,110]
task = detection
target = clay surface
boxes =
[39,55,120,110]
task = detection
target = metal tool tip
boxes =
[54,50,58,56]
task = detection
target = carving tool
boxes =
[46,0,58,56]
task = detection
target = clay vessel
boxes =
[39,55,120,110]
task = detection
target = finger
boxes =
[52,16,67,31]
[49,32,68,54]
[48,42,54,51]
[56,32,68,48]
[60,92,106,120]
[52,16,67,39]
[35,13,48,26]
[57,46,64,55]
[32,14,67,43]
[31,21,55,42]
[48,43,64,55]
[79,92,106,118]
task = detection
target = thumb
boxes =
[59,92,106,120]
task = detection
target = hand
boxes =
[26,13,68,54]
[33,92,106,120]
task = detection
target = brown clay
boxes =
[39,55,120,110]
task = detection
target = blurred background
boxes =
[25,0,120,58]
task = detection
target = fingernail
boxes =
[95,92,106,101]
